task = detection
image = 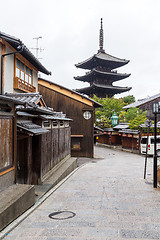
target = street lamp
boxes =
[111,112,119,127]
[152,101,159,188]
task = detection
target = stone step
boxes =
[0,184,35,231]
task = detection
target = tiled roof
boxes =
[0,95,26,105]
[0,31,51,75]
[4,93,72,120]
[75,51,129,70]
[40,114,72,121]
[119,129,139,134]
[74,69,130,82]
[123,93,160,109]
[113,123,129,130]
[76,83,131,95]
[5,93,46,107]
[17,121,49,135]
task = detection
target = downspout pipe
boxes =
[1,44,24,94]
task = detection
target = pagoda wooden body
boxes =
[74,19,131,98]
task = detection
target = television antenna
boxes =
[30,36,44,59]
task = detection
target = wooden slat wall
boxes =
[122,137,137,149]
[41,132,52,177]
[38,84,94,158]
[41,126,71,178]
[0,117,13,170]
[98,135,110,144]
[17,125,71,184]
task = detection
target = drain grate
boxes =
[48,211,76,220]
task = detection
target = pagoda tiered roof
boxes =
[74,18,131,98]
[74,69,131,83]
[76,83,132,98]
[75,51,129,70]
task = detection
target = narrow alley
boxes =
[2,145,160,240]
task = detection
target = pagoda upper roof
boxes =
[74,69,131,82]
[75,51,129,70]
[76,83,132,96]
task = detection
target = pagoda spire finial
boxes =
[99,18,104,52]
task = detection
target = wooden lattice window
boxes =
[16,58,33,85]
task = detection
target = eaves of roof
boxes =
[0,94,26,105]
[40,115,72,121]
[123,93,160,110]
[38,78,103,108]
[113,123,129,130]
[119,129,139,134]
[77,83,132,93]
[74,69,131,82]
[5,92,45,106]
[17,123,49,135]
[75,51,129,70]
[0,31,51,75]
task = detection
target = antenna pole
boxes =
[32,36,42,58]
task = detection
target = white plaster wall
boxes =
[4,46,14,93]
[1,44,38,93]
[33,69,38,92]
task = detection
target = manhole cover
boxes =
[48,211,76,220]
[145,181,152,185]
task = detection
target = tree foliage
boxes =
[93,95,125,128]
[124,107,147,129]
[122,95,135,105]
[92,95,147,130]
[125,107,138,122]
[129,113,147,129]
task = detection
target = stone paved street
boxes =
[2,145,160,240]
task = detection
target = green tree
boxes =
[122,95,135,105]
[92,95,125,128]
[92,95,147,129]
[125,107,138,122]
[129,113,147,129]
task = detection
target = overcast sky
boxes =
[1,0,160,100]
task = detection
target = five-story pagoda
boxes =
[74,19,131,98]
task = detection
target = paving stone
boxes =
[40,227,83,237]
[96,220,141,230]
[120,229,160,239]
[141,223,160,231]
[46,238,68,240]
[2,146,160,240]
[84,228,118,238]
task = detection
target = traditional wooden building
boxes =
[0,31,51,95]
[0,32,74,230]
[0,32,73,186]
[0,93,72,231]
[97,124,140,153]
[119,129,140,152]
[3,93,72,185]
[123,93,160,121]
[38,78,102,158]
[74,19,131,98]
[0,95,26,190]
